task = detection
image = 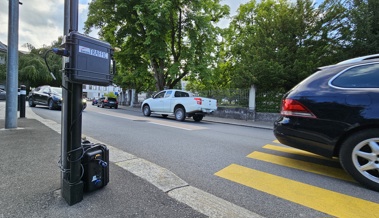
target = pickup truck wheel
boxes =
[193,115,204,122]
[174,107,185,121]
[143,105,151,116]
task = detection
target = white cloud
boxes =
[0,0,248,50]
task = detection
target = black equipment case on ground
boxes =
[81,141,109,192]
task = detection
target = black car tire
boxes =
[142,105,151,116]
[193,114,204,122]
[48,99,54,110]
[339,129,379,191]
[28,97,36,107]
[174,107,185,121]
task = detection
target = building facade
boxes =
[82,84,121,100]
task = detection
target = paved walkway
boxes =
[0,100,265,218]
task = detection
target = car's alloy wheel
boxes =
[48,99,54,110]
[174,107,185,121]
[142,105,151,116]
[339,129,379,191]
[28,97,36,107]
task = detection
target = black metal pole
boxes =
[61,0,83,206]
[20,85,26,118]
[17,87,20,111]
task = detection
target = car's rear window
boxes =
[331,63,379,88]
[174,91,189,97]
[108,98,117,101]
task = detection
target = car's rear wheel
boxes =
[142,105,151,116]
[193,115,204,122]
[174,107,185,121]
[339,129,379,191]
[28,97,36,107]
[48,99,54,110]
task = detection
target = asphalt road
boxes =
[31,104,379,218]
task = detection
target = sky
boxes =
[0,0,249,51]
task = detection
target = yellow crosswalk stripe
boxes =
[247,151,354,182]
[262,144,336,161]
[215,164,379,217]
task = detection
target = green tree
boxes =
[227,0,350,92]
[84,0,229,91]
[104,91,117,98]
[346,0,379,57]
[17,39,63,89]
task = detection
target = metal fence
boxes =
[255,91,283,113]
[196,89,283,113]
[195,89,250,107]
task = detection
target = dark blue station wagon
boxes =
[274,54,379,191]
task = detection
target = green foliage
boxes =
[255,91,283,113]
[226,0,351,92]
[5,0,373,104]
[0,38,64,89]
[345,0,379,57]
[197,89,249,107]
[0,62,5,81]
[85,0,229,91]
[104,92,117,98]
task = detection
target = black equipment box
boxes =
[64,32,114,86]
[81,142,109,192]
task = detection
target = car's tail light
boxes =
[281,99,316,118]
[104,99,108,103]
[194,97,202,105]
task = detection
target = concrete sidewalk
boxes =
[0,101,264,218]
[119,104,274,130]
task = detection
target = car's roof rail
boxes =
[336,53,379,65]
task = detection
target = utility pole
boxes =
[5,0,20,128]
[61,0,84,205]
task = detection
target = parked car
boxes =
[92,97,99,105]
[273,54,379,191]
[97,96,118,109]
[28,85,87,110]
[141,89,217,122]
[0,88,5,100]
[28,85,63,110]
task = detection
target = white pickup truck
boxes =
[141,89,217,122]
